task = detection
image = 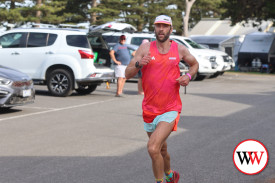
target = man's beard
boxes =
[155,31,170,43]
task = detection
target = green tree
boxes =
[20,0,67,24]
[90,0,97,24]
[39,0,67,24]
[0,0,67,25]
[220,0,275,25]
[190,0,226,26]
[63,0,91,23]
[89,0,179,32]
[120,0,147,32]
[0,0,25,23]
[0,0,25,9]
[35,0,42,23]
[89,0,122,25]
[0,0,229,34]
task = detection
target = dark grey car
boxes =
[0,65,35,109]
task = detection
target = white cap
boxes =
[154,15,172,26]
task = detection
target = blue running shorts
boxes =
[144,111,178,132]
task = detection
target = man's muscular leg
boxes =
[147,121,175,180]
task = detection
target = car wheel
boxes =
[47,69,73,97]
[75,85,97,95]
[0,107,12,112]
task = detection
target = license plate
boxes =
[23,89,31,97]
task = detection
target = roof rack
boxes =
[88,27,136,34]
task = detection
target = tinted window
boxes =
[48,34,57,46]
[0,33,27,48]
[66,35,90,48]
[27,33,47,47]
[102,36,120,43]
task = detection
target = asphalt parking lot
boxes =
[0,72,275,183]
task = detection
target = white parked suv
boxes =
[171,35,235,77]
[170,35,224,79]
[0,28,114,97]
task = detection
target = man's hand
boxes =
[176,75,190,86]
[115,61,122,65]
[139,52,151,66]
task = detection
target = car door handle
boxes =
[11,51,20,55]
[45,51,54,54]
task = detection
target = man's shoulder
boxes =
[138,42,150,55]
[175,41,188,51]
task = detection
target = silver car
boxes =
[0,65,35,109]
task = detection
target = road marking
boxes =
[0,99,116,122]
[19,106,56,110]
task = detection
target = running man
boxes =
[125,15,199,183]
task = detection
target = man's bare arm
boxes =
[125,42,150,79]
[181,45,199,77]
[176,44,199,86]
[109,50,121,65]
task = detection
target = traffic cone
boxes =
[106,82,110,89]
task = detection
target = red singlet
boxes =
[141,40,182,123]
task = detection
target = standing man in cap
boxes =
[125,15,199,183]
[110,35,132,97]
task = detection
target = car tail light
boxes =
[89,73,97,77]
[78,50,94,59]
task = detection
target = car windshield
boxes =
[171,39,188,48]
[184,39,205,49]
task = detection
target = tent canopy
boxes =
[239,32,275,54]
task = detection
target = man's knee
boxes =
[147,142,160,159]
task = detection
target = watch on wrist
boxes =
[135,61,142,69]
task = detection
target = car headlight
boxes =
[0,77,12,85]
[198,55,216,62]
